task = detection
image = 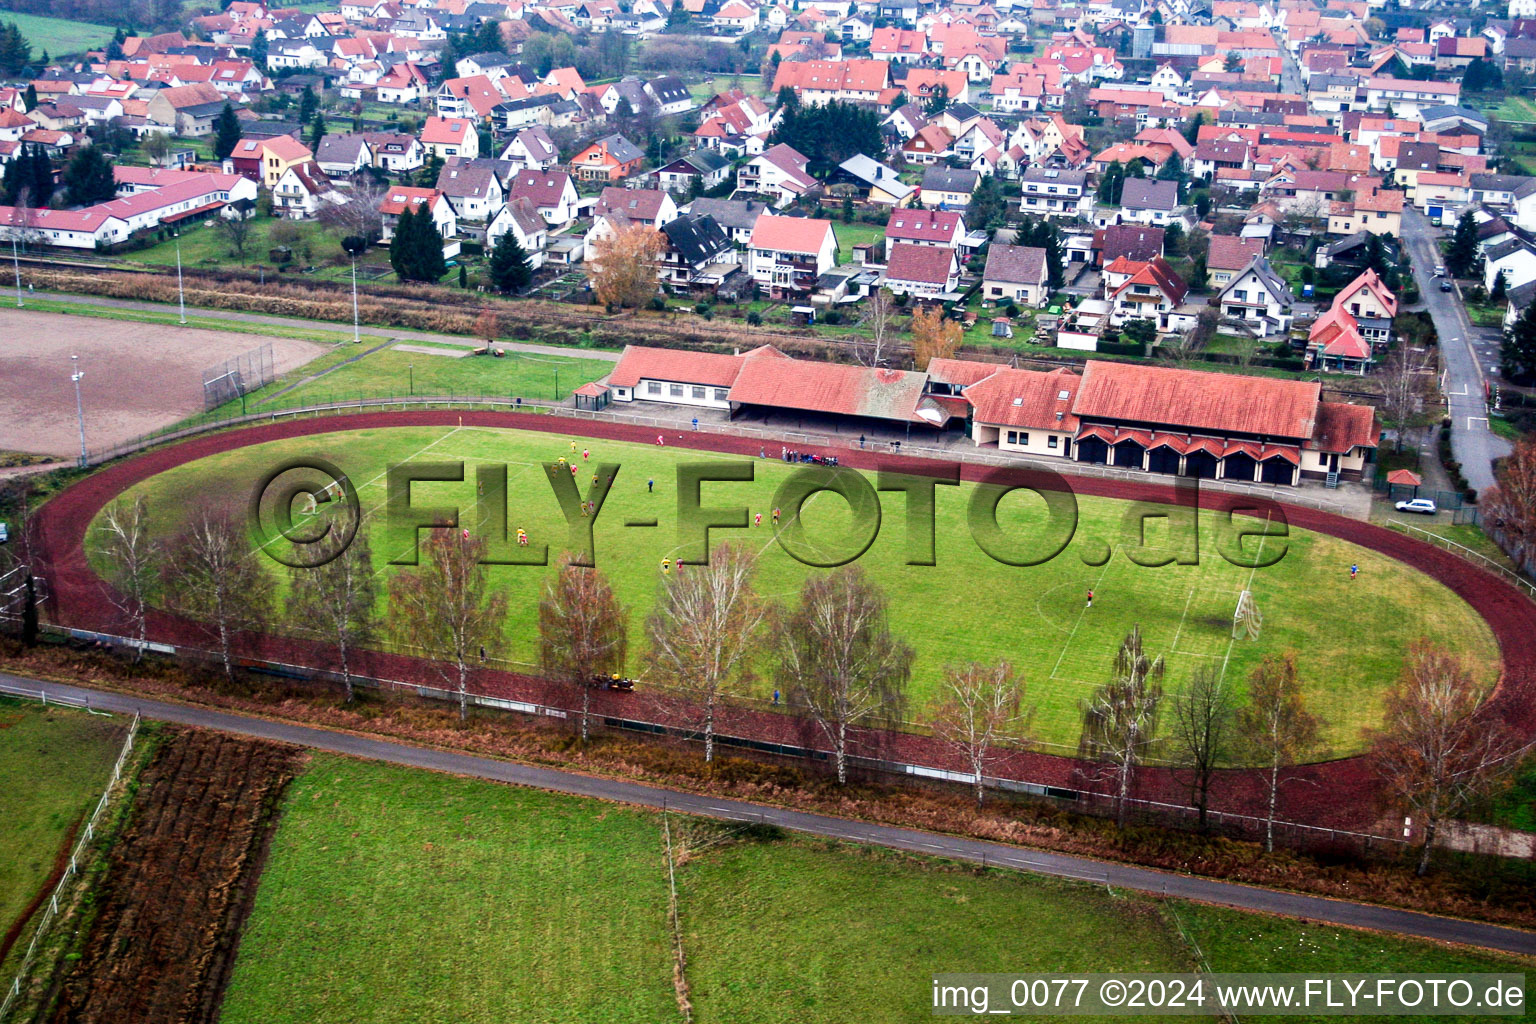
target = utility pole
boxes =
[176,236,187,325]
[409,362,414,396]
[351,258,361,343]
[11,232,21,308]
[71,354,86,468]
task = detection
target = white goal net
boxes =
[1232,589,1262,641]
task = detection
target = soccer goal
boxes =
[1232,589,1262,640]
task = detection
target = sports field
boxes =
[0,700,126,964]
[219,756,1533,1024]
[93,423,1500,754]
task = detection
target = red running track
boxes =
[31,410,1536,832]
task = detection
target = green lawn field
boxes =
[220,756,1533,1024]
[250,344,618,411]
[0,12,114,56]
[91,424,1500,755]
[0,700,126,960]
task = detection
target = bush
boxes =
[1095,340,1146,357]
[695,301,713,320]
[821,310,843,325]
[648,296,667,311]
[746,310,762,326]
[1004,302,1020,318]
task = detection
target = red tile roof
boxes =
[1206,234,1265,271]
[964,366,1080,431]
[1074,360,1321,439]
[885,207,961,244]
[749,214,834,255]
[608,345,749,389]
[729,359,929,423]
[884,242,956,286]
[926,357,1004,388]
[1308,401,1378,453]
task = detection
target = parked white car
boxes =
[1395,498,1438,515]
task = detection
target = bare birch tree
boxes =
[96,495,161,662]
[927,660,1032,807]
[854,287,898,367]
[645,543,766,764]
[539,554,629,743]
[1078,626,1165,826]
[1379,342,1432,453]
[1369,642,1529,876]
[1168,664,1237,830]
[1237,653,1320,853]
[290,522,378,703]
[1483,436,1536,571]
[162,504,274,679]
[776,566,913,785]
[389,529,507,719]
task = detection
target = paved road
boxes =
[12,673,1535,958]
[21,291,622,362]
[1401,207,1512,493]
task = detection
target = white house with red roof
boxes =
[1103,256,1189,329]
[712,1,760,34]
[749,214,838,298]
[607,344,781,408]
[738,143,819,209]
[882,242,960,297]
[378,186,457,240]
[506,169,579,228]
[420,116,478,160]
[964,366,1081,457]
[1329,267,1397,348]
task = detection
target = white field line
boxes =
[1048,560,1115,681]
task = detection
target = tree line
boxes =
[88,494,1530,876]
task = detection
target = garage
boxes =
[1077,435,1109,465]
[1112,440,1146,469]
[1222,451,1258,482]
[1147,444,1181,475]
[1259,455,1296,485]
[1184,449,1220,479]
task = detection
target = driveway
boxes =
[1400,206,1511,493]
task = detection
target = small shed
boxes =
[573,382,611,412]
[990,316,1013,338]
[1386,468,1422,497]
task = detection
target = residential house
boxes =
[882,242,960,297]
[485,196,548,271]
[1019,167,1089,220]
[421,116,479,159]
[738,144,819,209]
[655,150,732,194]
[1104,256,1188,330]
[1206,234,1266,286]
[498,126,559,170]
[835,154,915,206]
[436,159,506,236]
[919,166,979,209]
[1216,255,1293,336]
[364,132,425,174]
[314,134,374,177]
[272,160,344,219]
[507,169,580,229]
[659,213,741,293]
[1115,178,1181,227]
[1095,224,1164,266]
[749,214,838,299]
[1305,306,1373,374]
[256,135,313,189]
[982,243,1049,307]
[686,197,769,245]
[770,59,891,107]
[569,134,643,182]
[964,366,1081,458]
[378,186,457,241]
[1332,267,1398,347]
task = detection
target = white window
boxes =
[692,386,706,399]
[714,388,729,402]
[647,381,661,395]
[670,383,684,397]
[1048,436,1058,448]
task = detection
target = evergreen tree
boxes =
[214,103,242,160]
[391,204,446,282]
[1156,151,1184,181]
[1182,111,1205,146]
[1463,58,1502,92]
[250,28,268,71]
[1125,158,1147,179]
[488,229,533,293]
[62,144,116,206]
[1502,300,1536,382]
[1096,160,1124,205]
[968,172,1004,232]
[0,154,20,204]
[417,151,444,187]
[106,27,125,62]
[922,83,949,116]
[27,146,53,207]
[21,83,35,113]
[0,23,33,77]
[298,85,318,125]
[1043,221,1064,289]
[1447,210,1481,278]
[308,110,327,150]
[1493,269,1508,301]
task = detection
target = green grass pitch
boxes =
[216,756,1533,1024]
[92,423,1500,755]
[0,700,127,964]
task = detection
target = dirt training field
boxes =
[0,310,324,458]
[43,730,300,1024]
